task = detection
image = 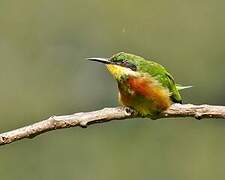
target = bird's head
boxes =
[88,52,144,80]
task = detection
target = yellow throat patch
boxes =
[106,64,136,79]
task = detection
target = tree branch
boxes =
[1,103,225,146]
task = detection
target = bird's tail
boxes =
[176,84,192,91]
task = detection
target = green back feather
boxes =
[111,52,191,103]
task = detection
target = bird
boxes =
[88,52,191,117]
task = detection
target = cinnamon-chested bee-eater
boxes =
[88,52,191,117]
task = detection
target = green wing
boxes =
[138,60,182,103]
[163,71,182,103]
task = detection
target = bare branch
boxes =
[1,103,225,146]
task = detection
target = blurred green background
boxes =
[1,0,225,179]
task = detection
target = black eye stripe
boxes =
[127,64,137,71]
[115,60,137,71]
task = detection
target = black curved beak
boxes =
[87,57,111,64]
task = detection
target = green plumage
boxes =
[88,52,191,116]
[110,52,187,103]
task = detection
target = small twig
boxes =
[0,104,225,146]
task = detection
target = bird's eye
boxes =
[122,60,137,71]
